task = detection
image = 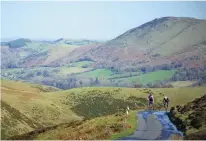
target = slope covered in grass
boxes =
[57,66,92,76]
[1,80,81,139]
[136,70,176,85]
[1,80,206,139]
[10,111,137,140]
[168,95,206,140]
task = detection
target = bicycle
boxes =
[148,102,154,111]
[163,101,169,112]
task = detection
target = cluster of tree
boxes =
[40,77,101,90]
[41,78,77,89]
[107,61,184,73]
[89,77,100,86]
[1,58,20,69]
[133,81,173,88]
[170,67,206,81]
[139,62,183,73]
[24,70,50,78]
[77,57,93,62]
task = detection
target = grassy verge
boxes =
[110,110,137,139]
[168,95,206,140]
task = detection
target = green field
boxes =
[108,72,141,79]
[70,61,93,67]
[57,66,92,76]
[114,70,176,85]
[77,69,114,78]
[136,70,176,85]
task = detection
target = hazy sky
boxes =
[1,1,206,40]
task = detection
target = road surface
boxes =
[120,111,183,140]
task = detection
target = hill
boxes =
[168,95,206,140]
[1,80,82,139]
[1,38,31,48]
[82,17,206,70]
[1,80,206,139]
[0,38,101,68]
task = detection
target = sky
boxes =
[1,1,206,41]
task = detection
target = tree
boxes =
[79,80,83,86]
[134,84,143,88]
[43,70,49,77]
[95,77,100,85]
[36,71,42,76]
[26,72,34,78]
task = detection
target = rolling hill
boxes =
[2,17,205,70]
[1,17,206,89]
[1,80,206,139]
[82,17,206,70]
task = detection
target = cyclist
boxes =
[148,93,154,110]
[163,96,169,112]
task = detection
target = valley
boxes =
[1,17,206,90]
[1,16,206,140]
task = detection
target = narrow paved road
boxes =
[120,111,183,140]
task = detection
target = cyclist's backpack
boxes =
[164,98,169,102]
[149,95,153,101]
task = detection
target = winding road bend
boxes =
[120,111,183,140]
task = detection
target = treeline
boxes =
[170,67,206,81]
[106,61,183,73]
[41,77,101,90]
[127,61,183,73]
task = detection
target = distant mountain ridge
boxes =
[1,17,206,69]
[1,16,206,89]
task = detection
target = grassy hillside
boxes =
[42,44,79,65]
[1,80,206,139]
[168,95,206,140]
[1,80,81,139]
[83,17,206,70]
[10,110,137,140]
